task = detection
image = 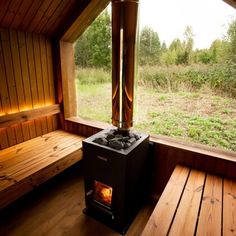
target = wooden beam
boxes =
[223,0,236,9]
[0,104,60,128]
[61,0,110,43]
[59,41,77,118]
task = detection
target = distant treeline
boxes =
[74,9,236,68]
[74,10,236,97]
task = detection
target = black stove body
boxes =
[82,128,149,234]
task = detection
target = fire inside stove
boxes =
[94,181,113,208]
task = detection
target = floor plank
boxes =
[0,164,155,236]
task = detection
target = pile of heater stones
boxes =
[93,129,141,150]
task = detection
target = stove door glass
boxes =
[94,180,113,208]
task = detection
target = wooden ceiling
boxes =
[224,0,236,9]
[0,0,91,39]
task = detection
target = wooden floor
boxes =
[0,163,155,236]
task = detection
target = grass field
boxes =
[77,82,236,152]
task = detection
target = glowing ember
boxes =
[94,181,113,207]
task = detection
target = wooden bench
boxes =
[0,130,84,209]
[142,165,236,236]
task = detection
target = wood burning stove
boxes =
[83,128,149,234]
[83,0,145,233]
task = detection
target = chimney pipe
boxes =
[112,0,139,131]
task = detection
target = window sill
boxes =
[65,116,236,162]
[65,116,112,130]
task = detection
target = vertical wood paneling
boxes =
[46,39,58,130]
[0,128,8,149]
[1,28,18,146]
[6,127,17,146]
[32,34,44,105]
[0,34,10,148]
[46,40,55,104]
[33,34,45,136]
[10,29,26,108]
[0,31,11,113]
[1,28,18,112]
[25,32,39,106]
[17,31,31,141]
[0,28,57,149]
[25,32,39,139]
[28,122,37,139]
[39,35,53,132]
[14,124,24,144]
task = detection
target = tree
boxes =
[160,50,177,65]
[139,26,161,65]
[195,49,212,64]
[169,38,185,65]
[182,26,194,64]
[225,19,236,63]
[210,39,227,63]
[74,10,112,69]
[160,41,167,53]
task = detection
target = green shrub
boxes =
[75,65,236,97]
[138,64,236,97]
[76,67,111,84]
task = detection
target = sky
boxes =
[139,0,236,49]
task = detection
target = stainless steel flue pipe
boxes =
[112,0,139,130]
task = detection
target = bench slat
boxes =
[13,142,83,181]
[168,168,205,236]
[141,165,190,236]
[0,130,76,159]
[0,135,83,173]
[196,174,222,236]
[223,178,236,236]
[0,140,83,191]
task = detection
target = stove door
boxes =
[93,180,113,209]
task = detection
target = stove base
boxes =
[83,207,134,235]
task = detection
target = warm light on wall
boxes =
[0,103,54,117]
[20,106,33,112]
[33,103,52,109]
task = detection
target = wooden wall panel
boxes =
[0,28,58,150]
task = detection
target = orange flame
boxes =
[94,181,113,207]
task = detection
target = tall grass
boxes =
[76,65,236,97]
[76,67,111,84]
[139,64,236,97]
